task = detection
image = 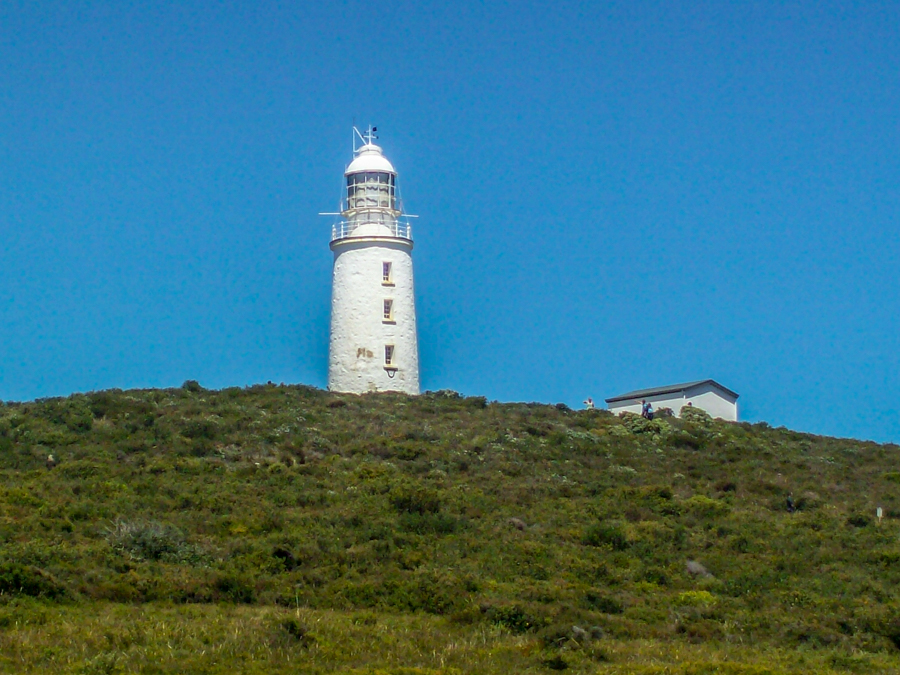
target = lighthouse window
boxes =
[347,173,395,209]
[384,345,395,366]
[382,262,393,285]
[383,299,394,322]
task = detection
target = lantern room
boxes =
[327,126,412,242]
[345,145,397,213]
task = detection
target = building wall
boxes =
[328,238,420,395]
[607,384,737,421]
[608,394,688,418]
[687,383,738,421]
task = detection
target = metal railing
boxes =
[331,219,413,242]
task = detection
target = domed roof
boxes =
[346,144,395,174]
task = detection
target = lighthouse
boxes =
[325,127,420,395]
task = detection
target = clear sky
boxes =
[1,1,898,442]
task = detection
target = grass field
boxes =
[0,383,898,673]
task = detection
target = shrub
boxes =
[675,616,723,642]
[280,617,314,645]
[620,413,663,435]
[468,396,488,409]
[214,573,255,603]
[486,604,541,633]
[0,563,67,599]
[677,590,717,606]
[847,514,872,528]
[683,495,730,517]
[641,566,670,586]
[864,605,900,650]
[583,523,629,550]
[667,427,710,450]
[403,571,467,615]
[389,484,441,514]
[680,406,712,424]
[584,591,623,614]
[181,419,219,440]
[399,512,460,534]
[542,654,569,670]
[105,520,205,563]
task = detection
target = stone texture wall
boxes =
[328,238,420,394]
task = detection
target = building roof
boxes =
[605,379,739,404]
[346,144,396,174]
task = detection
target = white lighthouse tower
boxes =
[325,126,420,395]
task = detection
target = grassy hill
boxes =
[1,382,900,674]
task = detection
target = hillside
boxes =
[1,383,900,674]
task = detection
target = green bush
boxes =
[0,563,67,599]
[105,520,206,564]
[487,604,541,633]
[584,590,623,614]
[389,484,441,514]
[680,406,713,424]
[683,495,730,517]
[848,513,872,528]
[279,617,314,645]
[583,523,630,550]
[399,512,460,534]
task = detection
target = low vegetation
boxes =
[1,382,899,673]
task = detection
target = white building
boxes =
[325,127,420,395]
[605,380,739,421]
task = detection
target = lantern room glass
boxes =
[346,172,396,211]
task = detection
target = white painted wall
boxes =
[688,383,738,421]
[328,237,420,395]
[607,383,738,421]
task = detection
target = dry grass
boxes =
[0,603,895,674]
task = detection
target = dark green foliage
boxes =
[399,511,461,534]
[583,523,629,550]
[583,590,623,614]
[0,563,67,599]
[105,520,205,564]
[213,574,255,603]
[487,604,540,633]
[280,617,314,645]
[389,484,441,514]
[680,406,713,424]
[542,654,569,670]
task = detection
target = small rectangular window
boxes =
[383,299,394,321]
[384,345,395,367]
[382,262,393,284]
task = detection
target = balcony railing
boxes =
[331,219,413,242]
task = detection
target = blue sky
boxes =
[0,1,898,442]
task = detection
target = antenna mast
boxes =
[352,124,378,153]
